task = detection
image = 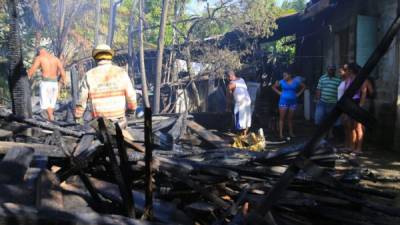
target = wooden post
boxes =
[115,123,136,218]
[7,0,32,119]
[143,107,153,220]
[70,65,79,112]
[98,118,135,218]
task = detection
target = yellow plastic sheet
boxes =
[232,130,266,151]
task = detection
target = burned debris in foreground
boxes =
[0,106,399,225]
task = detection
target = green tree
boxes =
[281,0,307,12]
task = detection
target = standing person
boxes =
[338,63,368,154]
[74,44,137,127]
[272,70,306,140]
[27,48,66,121]
[226,70,252,136]
[314,65,341,137]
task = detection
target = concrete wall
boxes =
[372,0,399,149]
[296,0,400,150]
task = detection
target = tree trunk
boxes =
[127,0,137,86]
[138,0,150,108]
[34,31,42,49]
[56,0,66,57]
[153,0,170,113]
[94,0,101,46]
[107,0,122,47]
[7,0,32,118]
[170,0,184,83]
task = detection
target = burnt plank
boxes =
[35,169,64,210]
[0,185,34,205]
[187,120,230,149]
[89,177,193,224]
[115,122,136,218]
[143,107,154,220]
[0,202,161,225]
[73,134,95,156]
[0,108,84,137]
[98,118,135,218]
[0,147,34,184]
[0,129,12,140]
[0,141,63,158]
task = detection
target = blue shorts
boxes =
[279,103,297,110]
[315,101,340,126]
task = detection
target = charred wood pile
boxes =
[0,106,399,225]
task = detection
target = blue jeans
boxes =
[315,101,339,126]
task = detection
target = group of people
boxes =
[315,63,373,154]
[227,62,373,155]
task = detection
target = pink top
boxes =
[338,77,361,100]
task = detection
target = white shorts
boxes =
[40,81,58,109]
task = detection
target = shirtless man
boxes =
[27,48,66,121]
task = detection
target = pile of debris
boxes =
[0,106,399,225]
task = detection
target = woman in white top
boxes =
[226,70,252,135]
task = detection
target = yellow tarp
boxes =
[232,131,266,151]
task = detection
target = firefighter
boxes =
[74,44,137,127]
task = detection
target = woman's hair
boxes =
[226,70,239,78]
[346,62,361,74]
[283,70,292,76]
[282,65,296,76]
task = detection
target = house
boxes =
[274,0,400,150]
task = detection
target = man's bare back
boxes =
[27,48,66,121]
[27,49,66,83]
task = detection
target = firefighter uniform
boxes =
[75,44,137,124]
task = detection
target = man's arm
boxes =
[315,77,322,100]
[57,59,67,86]
[27,57,41,79]
[226,82,235,111]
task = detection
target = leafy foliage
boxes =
[281,0,307,12]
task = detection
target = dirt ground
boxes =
[265,119,400,193]
[356,148,400,192]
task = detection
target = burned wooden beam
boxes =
[0,147,34,184]
[0,142,63,158]
[7,0,32,119]
[0,202,159,225]
[89,177,193,224]
[115,122,136,218]
[98,118,136,218]
[0,108,85,137]
[35,169,64,210]
[143,107,154,220]
[187,120,230,149]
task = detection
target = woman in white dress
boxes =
[226,70,252,135]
